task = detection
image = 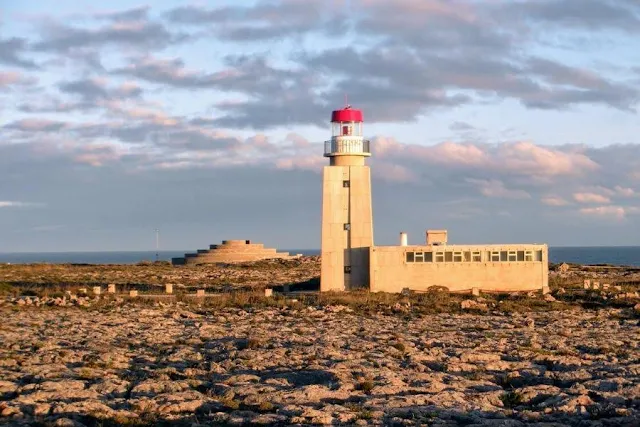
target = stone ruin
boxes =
[172,239,301,265]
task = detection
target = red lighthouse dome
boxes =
[331,105,363,123]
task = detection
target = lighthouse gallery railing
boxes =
[324,139,371,156]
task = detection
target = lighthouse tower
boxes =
[320,105,374,291]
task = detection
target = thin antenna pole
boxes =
[154,229,159,262]
[344,93,348,107]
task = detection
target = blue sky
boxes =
[1,0,640,251]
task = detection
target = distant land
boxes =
[0,247,639,267]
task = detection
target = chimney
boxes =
[399,232,408,247]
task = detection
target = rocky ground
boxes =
[0,260,638,426]
[1,303,639,426]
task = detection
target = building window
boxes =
[424,252,433,262]
[535,250,543,262]
[463,251,471,262]
[472,251,482,262]
[406,252,415,263]
[343,180,350,188]
[414,252,424,262]
[453,251,463,262]
[490,251,500,262]
[445,251,453,262]
[500,251,508,262]
[524,250,533,261]
[517,251,525,261]
[508,251,517,262]
[435,252,444,262]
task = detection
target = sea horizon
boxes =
[0,246,639,267]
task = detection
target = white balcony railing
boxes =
[324,138,371,156]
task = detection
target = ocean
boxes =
[0,247,639,267]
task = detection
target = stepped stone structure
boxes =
[172,240,300,265]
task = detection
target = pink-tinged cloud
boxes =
[0,71,36,88]
[373,161,418,183]
[284,133,310,147]
[358,0,478,24]
[371,138,598,178]
[73,143,126,167]
[579,205,627,220]
[0,71,22,86]
[105,101,178,125]
[467,178,531,199]
[245,134,273,149]
[541,196,570,206]
[372,136,404,156]
[421,141,488,166]
[117,81,142,96]
[497,142,599,177]
[614,185,636,197]
[5,118,67,132]
[573,192,611,204]
[275,156,325,171]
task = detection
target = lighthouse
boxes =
[320,105,374,291]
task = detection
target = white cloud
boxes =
[0,201,42,208]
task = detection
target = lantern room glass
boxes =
[332,121,363,137]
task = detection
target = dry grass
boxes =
[3,260,639,316]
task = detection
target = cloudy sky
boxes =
[1,0,640,252]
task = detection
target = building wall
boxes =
[348,166,373,289]
[320,163,373,291]
[369,244,548,293]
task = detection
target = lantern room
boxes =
[324,105,371,157]
[331,106,364,137]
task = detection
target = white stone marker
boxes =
[93,286,101,295]
[264,288,273,297]
[108,284,116,294]
[196,289,205,297]
[165,284,173,294]
[129,290,138,297]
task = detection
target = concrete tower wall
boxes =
[320,163,373,291]
[320,166,348,291]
